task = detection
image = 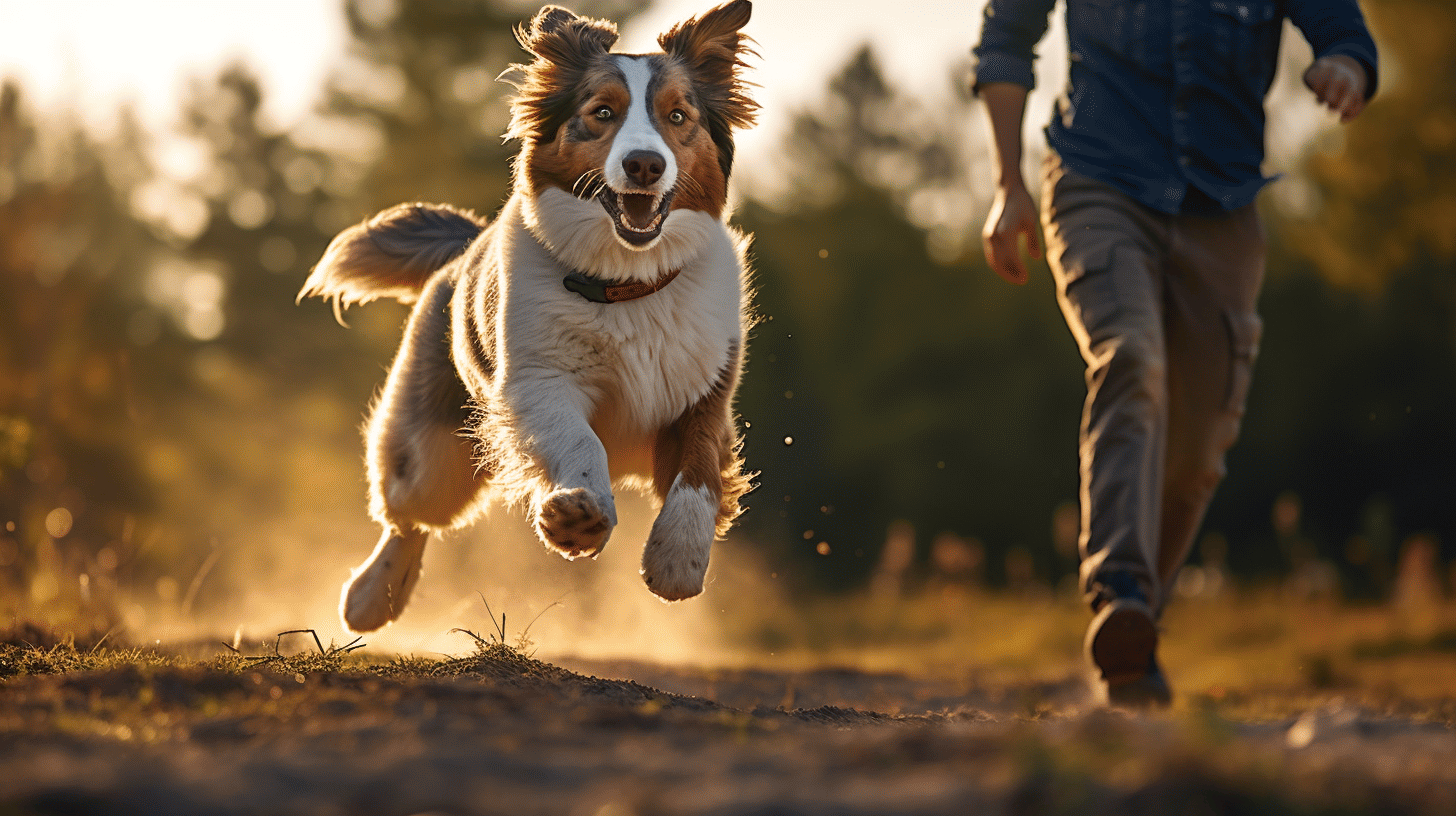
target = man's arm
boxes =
[969,0,1056,285]
[980,82,1040,285]
[1289,0,1379,122]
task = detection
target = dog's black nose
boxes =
[622,150,665,188]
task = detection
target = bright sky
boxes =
[0,1,1056,184]
[0,0,1324,198]
[0,0,345,133]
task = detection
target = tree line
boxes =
[1,0,1451,629]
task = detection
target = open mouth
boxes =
[598,189,675,246]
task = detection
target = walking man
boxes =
[971,1,1378,705]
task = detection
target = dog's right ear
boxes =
[504,5,619,142]
[514,5,619,67]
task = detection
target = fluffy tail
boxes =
[298,202,487,323]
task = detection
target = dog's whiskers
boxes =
[573,170,607,200]
[674,169,707,200]
[575,168,710,204]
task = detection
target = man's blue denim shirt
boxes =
[972,0,1379,214]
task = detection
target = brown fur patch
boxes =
[652,342,754,537]
[505,6,620,145]
[650,64,729,217]
[657,0,758,181]
[522,62,629,198]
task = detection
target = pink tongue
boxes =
[620,194,656,229]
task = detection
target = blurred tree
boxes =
[735,48,1083,589]
[0,82,162,624]
[1288,0,1456,291]
[124,64,388,568]
[317,0,632,216]
[1211,257,1456,597]
[769,47,988,263]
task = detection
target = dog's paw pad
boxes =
[535,487,614,558]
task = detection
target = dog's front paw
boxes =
[535,487,615,559]
[641,479,716,601]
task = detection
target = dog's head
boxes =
[504,1,756,251]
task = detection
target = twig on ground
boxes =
[452,592,568,656]
[220,629,366,667]
[88,626,118,654]
[476,592,508,643]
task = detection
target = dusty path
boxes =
[2,644,1454,816]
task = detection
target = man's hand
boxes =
[978,82,1040,285]
[1304,55,1368,123]
[982,182,1041,285]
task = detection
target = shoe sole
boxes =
[1085,598,1158,688]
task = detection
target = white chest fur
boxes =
[486,193,746,480]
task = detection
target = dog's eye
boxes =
[593,106,614,122]
[668,110,686,125]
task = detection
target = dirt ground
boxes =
[2,632,1455,816]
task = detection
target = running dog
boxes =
[300,1,757,633]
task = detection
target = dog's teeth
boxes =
[618,214,654,233]
[611,191,668,235]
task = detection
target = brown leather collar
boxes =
[563,266,681,303]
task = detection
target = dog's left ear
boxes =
[658,0,757,128]
[658,0,752,58]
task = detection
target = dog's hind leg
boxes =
[341,272,487,633]
[339,527,428,634]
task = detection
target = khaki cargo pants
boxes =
[1040,154,1265,613]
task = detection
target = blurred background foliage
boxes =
[1,0,1453,635]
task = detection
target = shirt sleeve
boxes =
[1288,0,1381,99]
[970,0,1059,94]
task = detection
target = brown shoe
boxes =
[1085,574,1171,708]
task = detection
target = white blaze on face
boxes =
[605,55,678,194]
